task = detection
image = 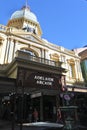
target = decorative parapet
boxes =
[0,24,25,34]
[16,50,63,68]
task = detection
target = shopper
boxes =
[56,108,62,123]
[33,108,38,122]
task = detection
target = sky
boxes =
[0,0,87,50]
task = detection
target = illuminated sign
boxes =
[34,75,54,86]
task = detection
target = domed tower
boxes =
[7,5,42,37]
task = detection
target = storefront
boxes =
[15,67,66,122]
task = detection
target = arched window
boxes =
[23,49,35,56]
[50,53,59,61]
[21,48,38,57]
[22,26,36,34]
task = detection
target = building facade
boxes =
[74,46,87,125]
[74,46,87,86]
[0,4,84,122]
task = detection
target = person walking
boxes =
[56,108,62,123]
[33,108,38,122]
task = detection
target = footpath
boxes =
[0,120,87,130]
[0,120,42,130]
[0,120,63,130]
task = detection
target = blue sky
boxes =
[0,0,87,50]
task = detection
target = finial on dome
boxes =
[21,0,30,11]
[25,0,30,9]
[26,0,28,8]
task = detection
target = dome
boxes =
[10,6,38,23]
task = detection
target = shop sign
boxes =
[17,68,62,89]
[34,75,54,86]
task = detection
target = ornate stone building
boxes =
[0,4,85,122]
[74,46,87,86]
[74,46,87,126]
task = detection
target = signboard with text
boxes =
[17,67,65,90]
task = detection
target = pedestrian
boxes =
[33,108,38,122]
[56,108,62,123]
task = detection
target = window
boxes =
[22,49,36,56]
[81,59,87,82]
[50,53,59,61]
[0,39,3,58]
[61,55,66,63]
[22,26,36,34]
[67,59,75,78]
[69,64,75,78]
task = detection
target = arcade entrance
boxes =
[31,94,57,122]
[0,93,58,123]
[43,95,57,122]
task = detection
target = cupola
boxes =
[7,5,42,37]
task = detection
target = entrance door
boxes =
[30,95,57,122]
[43,95,56,122]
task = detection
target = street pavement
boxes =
[0,120,87,130]
[0,120,64,130]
